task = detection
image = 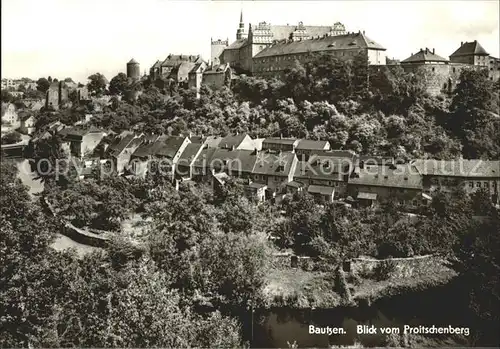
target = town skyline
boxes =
[2,0,499,83]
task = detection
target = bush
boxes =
[372,260,397,281]
[1,131,22,145]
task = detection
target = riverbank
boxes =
[263,255,457,309]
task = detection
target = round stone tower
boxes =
[127,58,140,80]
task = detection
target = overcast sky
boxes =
[2,0,499,83]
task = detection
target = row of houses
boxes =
[32,125,500,206]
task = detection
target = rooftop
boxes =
[226,39,248,50]
[156,136,188,158]
[348,164,423,190]
[160,54,203,67]
[178,143,204,166]
[401,48,448,64]
[219,133,251,149]
[308,184,335,196]
[254,32,385,59]
[450,41,489,57]
[252,151,296,176]
[296,139,331,150]
[412,159,500,178]
[263,137,299,146]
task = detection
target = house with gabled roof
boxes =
[348,163,424,207]
[129,135,190,180]
[18,112,36,135]
[412,159,500,203]
[293,154,353,201]
[295,139,331,159]
[58,126,107,159]
[202,63,232,89]
[106,133,144,174]
[449,40,490,67]
[251,151,298,201]
[176,142,206,180]
[262,137,300,153]
[219,133,255,151]
[1,103,20,129]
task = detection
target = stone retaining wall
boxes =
[272,252,314,271]
[349,255,439,278]
[41,196,110,248]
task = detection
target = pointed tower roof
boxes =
[128,58,139,64]
[240,9,243,23]
[450,40,489,57]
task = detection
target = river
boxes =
[243,281,473,348]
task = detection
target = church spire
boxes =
[236,8,247,40]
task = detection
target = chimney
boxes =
[432,48,435,54]
[461,41,463,46]
[363,30,365,34]
[280,133,283,139]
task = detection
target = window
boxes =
[484,181,489,188]
[453,68,456,73]
[477,182,481,188]
[432,67,435,72]
[469,181,473,188]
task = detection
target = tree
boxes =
[198,232,272,306]
[1,131,22,145]
[87,73,108,97]
[26,133,72,186]
[454,211,500,346]
[109,73,129,96]
[36,77,50,93]
[1,89,14,103]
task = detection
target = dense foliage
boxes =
[3,52,499,347]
